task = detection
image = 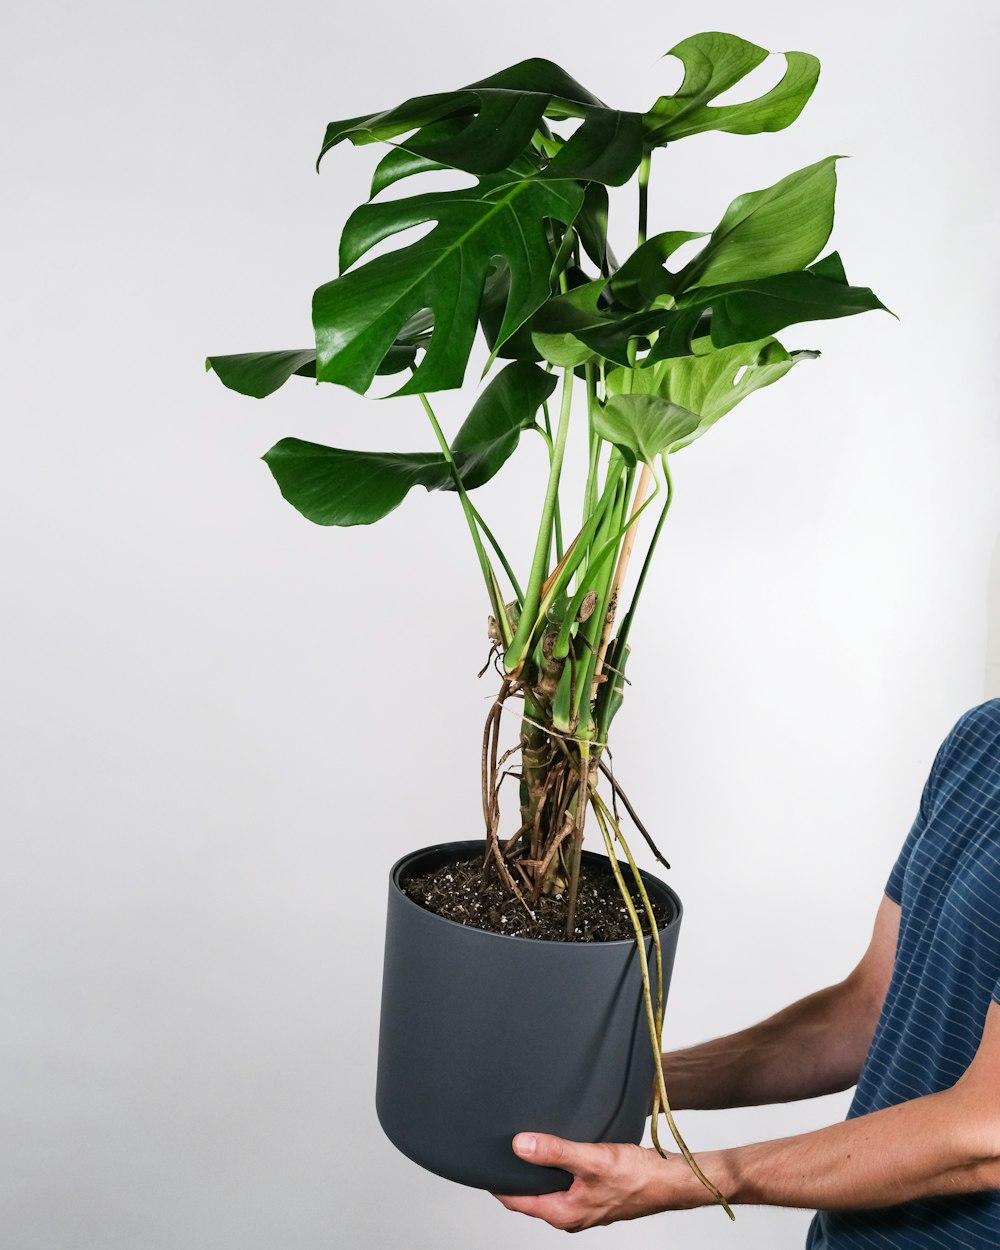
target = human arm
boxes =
[494,997,1000,1230]
[663,893,900,1110]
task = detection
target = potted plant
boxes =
[207,29,887,1214]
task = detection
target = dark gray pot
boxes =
[375,839,682,1195]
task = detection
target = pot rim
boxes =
[389,837,682,949]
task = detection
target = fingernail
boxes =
[515,1133,536,1157]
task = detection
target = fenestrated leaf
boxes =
[313,173,584,396]
[317,58,645,186]
[643,31,820,145]
[677,157,840,289]
[542,108,644,185]
[261,361,556,525]
[479,266,542,363]
[608,230,706,308]
[369,133,452,199]
[610,336,819,451]
[593,394,702,467]
[206,338,422,399]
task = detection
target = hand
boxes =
[492,1132,698,1232]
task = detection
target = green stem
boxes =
[572,469,631,723]
[582,363,602,563]
[552,478,660,661]
[469,501,524,606]
[418,391,510,647]
[595,455,674,739]
[504,368,575,673]
[638,150,651,248]
[536,406,564,563]
[528,457,624,653]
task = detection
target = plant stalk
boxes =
[638,150,651,247]
[418,391,510,646]
[590,461,654,699]
[595,455,674,740]
[505,368,575,675]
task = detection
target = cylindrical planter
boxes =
[376,839,682,1195]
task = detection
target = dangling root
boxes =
[481,679,534,917]
[590,792,734,1220]
[598,758,671,870]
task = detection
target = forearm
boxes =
[666,1083,1000,1213]
[663,978,878,1110]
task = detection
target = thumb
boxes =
[512,1132,594,1175]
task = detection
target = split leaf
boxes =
[205,342,420,399]
[643,31,820,144]
[317,59,644,186]
[262,361,556,525]
[611,337,819,451]
[313,172,583,395]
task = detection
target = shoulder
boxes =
[948,698,1000,741]
[932,699,1000,781]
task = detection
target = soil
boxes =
[402,854,673,942]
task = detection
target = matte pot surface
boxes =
[375,839,682,1194]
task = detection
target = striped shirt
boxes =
[806,699,1000,1248]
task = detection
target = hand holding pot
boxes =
[493,1132,703,1231]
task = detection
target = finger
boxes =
[512,1132,597,1176]
[492,1193,572,1227]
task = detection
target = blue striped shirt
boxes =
[807,699,1000,1248]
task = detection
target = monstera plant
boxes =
[208,31,887,1208]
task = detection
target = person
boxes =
[494,699,1000,1246]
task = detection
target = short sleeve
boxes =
[885,806,926,904]
[884,717,963,903]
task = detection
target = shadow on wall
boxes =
[988,534,1000,698]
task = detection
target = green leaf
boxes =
[608,231,706,309]
[206,350,317,399]
[531,280,663,367]
[542,108,644,186]
[612,337,819,451]
[681,258,891,352]
[313,172,583,396]
[678,157,841,289]
[448,360,557,488]
[628,252,888,365]
[593,394,702,466]
[479,266,543,363]
[263,442,449,526]
[530,281,605,367]
[368,122,459,198]
[576,182,617,275]
[262,361,556,525]
[644,31,820,144]
[317,59,644,186]
[205,341,421,399]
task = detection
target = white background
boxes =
[4,2,1000,1247]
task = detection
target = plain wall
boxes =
[4,2,1000,1247]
